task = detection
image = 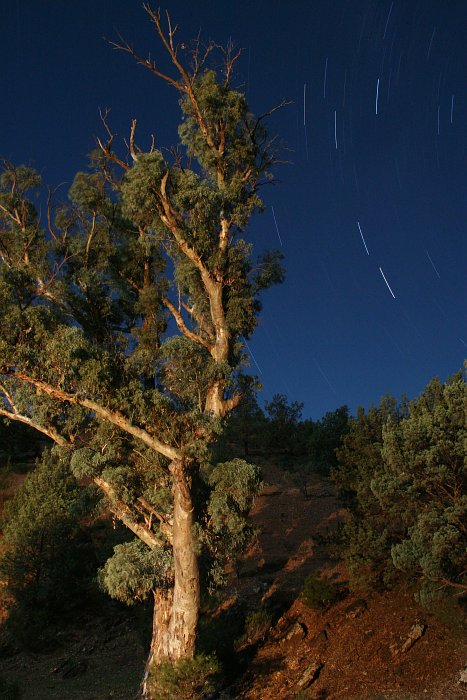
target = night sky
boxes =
[2,1,466,419]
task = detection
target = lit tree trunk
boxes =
[141,460,200,698]
[168,460,199,659]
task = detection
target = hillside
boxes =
[0,461,466,699]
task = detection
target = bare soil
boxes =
[233,462,467,699]
[0,461,465,699]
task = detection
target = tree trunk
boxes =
[141,460,200,698]
[205,380,226,416]
[169,460,200,659]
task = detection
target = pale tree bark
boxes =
[141,459,200,698]
[169,460,200,660]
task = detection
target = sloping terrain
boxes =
[0,461,465,699]
[233,463,467,699]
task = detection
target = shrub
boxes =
[236,609,272,647]
[0,677,20,700]
[300,571,340,609]
[147,654,221,700]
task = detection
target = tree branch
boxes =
[96,108,130,171]
[1,368,181,462]
[94,476,171,548]
[159,171,214,292]
[162,296,212,352]
[0,405,70,448]
[0,400,172,549]
[142,5,216,150]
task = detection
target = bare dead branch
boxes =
[108,27,182,92]
[129,118,139,162]
[97,108,130,171]
[85,211,97,262]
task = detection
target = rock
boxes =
[284,621,308,642]
[458,666,467,685]
[344,599,367,619]
[317,626,329,642]
[393,621,426,656]
[297,661,323,689]
[275,614,288,631]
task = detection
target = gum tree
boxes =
[0,4,284,680]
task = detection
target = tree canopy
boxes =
[0,6,284,677]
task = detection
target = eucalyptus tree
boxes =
[0,4,284,678]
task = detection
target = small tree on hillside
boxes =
[333,395,404,587]
[307,405,349,475]
[0,450,95,646]
[334,375,466,600]
[264,393,304,458]
[0,5,284,688]
[381,373,466,603]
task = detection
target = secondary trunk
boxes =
[141,460,200,698]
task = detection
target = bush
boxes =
[300,571,340,609]
[0,677,20,700]
[147,654,221,700]
[236,609,272,647]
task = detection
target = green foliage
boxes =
[147,654,221,700]
[0,449,95,643]
[200,459,262,587]
[99,540,173,605]
[333,373,467,602]
[238,609,272,645]
[336,518,392,590]
[300,571,340,609]
[332,395,405,589]
[160,336,228,410]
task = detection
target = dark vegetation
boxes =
[333,371,466,608]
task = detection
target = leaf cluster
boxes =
[98,539,173,605]
[147,653,221,700]
[198,458,262,588]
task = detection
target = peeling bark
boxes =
[142,460,199,697]
[168,460,200,659]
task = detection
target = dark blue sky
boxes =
[2,1,466,418]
